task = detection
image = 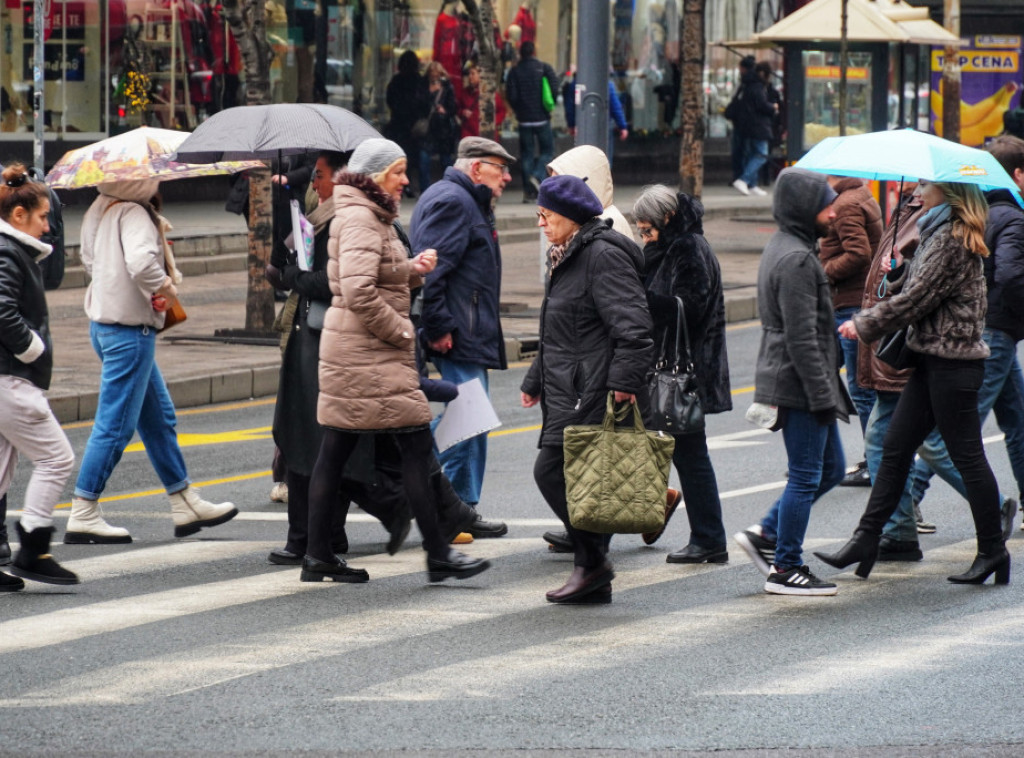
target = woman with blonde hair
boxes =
[816,180,1008,585]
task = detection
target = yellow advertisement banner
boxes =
[931,51,1020,74]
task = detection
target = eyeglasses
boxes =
[536,210,553,221]
[478,160,511,176]
[636,225,655,239]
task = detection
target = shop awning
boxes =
[718,0,961,47]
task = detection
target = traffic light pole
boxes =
[576,1,609,150]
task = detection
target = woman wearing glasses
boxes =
[632,185,732,564]
[521,175,653,604]
[817,180,1007,585]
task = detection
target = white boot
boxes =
[169,487,238,538]
[64,497,132,544]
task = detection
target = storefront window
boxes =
[801,49,873,150]
[1,0,106,138]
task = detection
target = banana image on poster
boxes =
[931,82,1019,146]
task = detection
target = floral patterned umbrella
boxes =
[45,126,264,190]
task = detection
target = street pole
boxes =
[838,0,848,136]
[941,0,961,142]
[33,0,45,170]
[576,0,608,149]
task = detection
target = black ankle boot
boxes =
[427,549,491,582]
[299,555,369,583]
[948,546,1011,585]
[0,570,24,592]
[11,522,79,586]
[813,530,880,579]
[0,536,11,566]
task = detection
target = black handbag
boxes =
[875,326,918,370]
[647,296,705,434]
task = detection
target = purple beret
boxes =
[537,175,603,225]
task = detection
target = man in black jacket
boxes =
[910,135,1024,536]
[724,56,777,197]
[505,41,559,203]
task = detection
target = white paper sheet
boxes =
[433,377,502,453]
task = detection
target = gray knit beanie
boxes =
[348,138,406,179]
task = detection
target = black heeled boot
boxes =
[813,530,880,579]
[948,546,1011,585]
[11,522,79,586]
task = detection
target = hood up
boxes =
[97,179,161,203]
[772,167,835,243]
[547,145,614,209]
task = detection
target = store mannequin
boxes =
[434,1,463,94]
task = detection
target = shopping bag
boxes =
[563,393,675,534]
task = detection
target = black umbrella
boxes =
[171,103,382,163]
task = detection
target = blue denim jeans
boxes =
[518,122,554,190]
[835,306,875,436]
[673,430,727,550]
[74,322,189,500]
[418,148,454,194]
[911,328,1024,503]
[761,409,846,569]
[739,138,769,189]
[431,357,489,506]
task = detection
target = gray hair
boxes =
[632,184,678,229]
[453,157,477,174]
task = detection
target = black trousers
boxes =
[857,355,1003,551]
[307,428,446,562]
[534,445,608,569]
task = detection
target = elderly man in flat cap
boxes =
[410,136,515,540]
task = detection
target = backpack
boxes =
[27,167,65,290]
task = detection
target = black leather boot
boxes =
[0,570,24,592]
[299,555,369,583]
[11,522,79,586]
[813,530,880,579]
[948,546,1011,585]
[427,549,491,582]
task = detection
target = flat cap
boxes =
[457,136,516,163]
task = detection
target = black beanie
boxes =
[537,175,603,225]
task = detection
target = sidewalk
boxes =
[46,183,775,423]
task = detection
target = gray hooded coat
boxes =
[753,168,851,419]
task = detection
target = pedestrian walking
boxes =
[66,179,237,545]
[724,56,777,197]
[505,40,558,203]
[816,180,1008,586]
[521,175,653,604]
[561,74,630,161]
[410,136,514,539]
[385,50,426,197]
[302,138,490,585]
[818,175,883,486]
[633,185,732,563]
[418,61,459,193]
[734,167,850,597]
[546,145,633,239]
[0,163,77,591]
[908,135,1024,538]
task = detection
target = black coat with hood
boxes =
[643,193,732,415]
[982,188,1024,342]
[754,168,851,419]
[0,219,54,390]
[522,218,654,447]
[724,69,776,142]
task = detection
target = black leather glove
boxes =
[265,262,285,291]
[280,264,300,290]
[813,407,837,427]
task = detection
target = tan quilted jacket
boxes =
[316,174,430,432]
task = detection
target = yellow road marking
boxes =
[124,427,272,453]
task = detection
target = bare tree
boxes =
[678,0,706,197]
[221,0,275,332]
[461,0,501,137]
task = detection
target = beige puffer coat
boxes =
[316,173,430,432]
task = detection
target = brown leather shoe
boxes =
[642,488,683,546]
[545,562,615,604]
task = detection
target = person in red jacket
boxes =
[458,62,505,140]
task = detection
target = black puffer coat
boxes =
[643,193,732,415]
[982,188,1024,341]
[522,218,654,448]
[0,223,53,390]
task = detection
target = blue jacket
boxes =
[410,167,507,370]
[562,77,627,131]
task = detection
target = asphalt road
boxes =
[3,322,1024,757]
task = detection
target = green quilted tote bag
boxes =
[563,393,675,534]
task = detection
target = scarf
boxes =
[547,229,579,272]
[916,202,951,243]
[307,195,336,235]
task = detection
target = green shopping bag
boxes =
[563,393,675,534]
[541,76,556,113]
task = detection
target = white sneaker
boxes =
[732,178,750,196]
[64,497,132,544]
[750,185,768,196]
[169,487,238,538]
[269,482,289,503]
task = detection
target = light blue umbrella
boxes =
[795,128,1024,207]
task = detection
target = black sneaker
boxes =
[914,502,936,534]
[734,526,776,578]
[764,565,837,596]
[839,461,871,487]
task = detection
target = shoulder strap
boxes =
[671,295,694,371]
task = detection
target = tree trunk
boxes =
[461,0,501,138]
[678,0,706,198]
[941,0,961,143]
[221,0,275,332]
